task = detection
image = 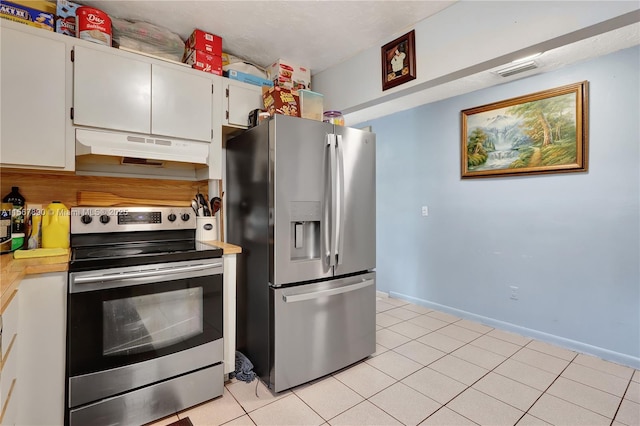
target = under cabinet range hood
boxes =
[75,128,211,180]
[76,129,209,164]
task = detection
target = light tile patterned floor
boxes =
[148,297,640,426]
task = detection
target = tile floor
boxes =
[149,296,640,426]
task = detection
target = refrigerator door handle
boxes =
[324,134,337,267]
[336,134,345,265]
[330,134,338,267]
[282,279,375,303]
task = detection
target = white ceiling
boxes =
[78,0,457,73]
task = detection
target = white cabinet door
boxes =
[224,80,263,128]
[73,45,151,134]
[16,273,66,426]
[0,28,66,168]
[152,65,213,142]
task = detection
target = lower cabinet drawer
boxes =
[0,378,17,426]
[1,333,18,403]
[1,290,18,361]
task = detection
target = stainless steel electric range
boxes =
[66,206,224,426]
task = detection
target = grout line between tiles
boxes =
[606,374,633,425]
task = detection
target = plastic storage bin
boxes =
[298,90,324,121]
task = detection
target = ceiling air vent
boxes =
[495,60,538,77]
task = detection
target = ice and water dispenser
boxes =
[289,201,321,261]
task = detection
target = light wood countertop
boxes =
[1,250,69,314]
[201,241,242,255]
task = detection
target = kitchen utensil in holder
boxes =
[195,216,217,242]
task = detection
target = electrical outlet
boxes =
[421,206,429,216]
[509,285,519,300]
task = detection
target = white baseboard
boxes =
[376,291,389,299]
[388,291,640,370]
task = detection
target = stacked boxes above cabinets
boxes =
[183,29,223,75]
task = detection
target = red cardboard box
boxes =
[262,86,300,117]
[184,48,222,75]
[185,29,222,56]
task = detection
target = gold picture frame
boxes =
[461,81,589,178]
[381,30,416,91]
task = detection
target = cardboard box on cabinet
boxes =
[0,0,54,31]
[268,59,310,90]
[226,69,273,88]
[55,0,81,36]
[185,28,222,57]
[262,86,300,117]
[184,48,222,75]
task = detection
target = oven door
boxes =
[67,258,223,408]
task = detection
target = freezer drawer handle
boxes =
[282,279,374,303]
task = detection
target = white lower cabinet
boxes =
[15,273,66,426]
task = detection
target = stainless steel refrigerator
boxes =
[226,114,376,392]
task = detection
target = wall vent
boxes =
[495,60,538,77]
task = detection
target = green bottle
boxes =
[2,186,25,233]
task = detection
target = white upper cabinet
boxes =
[223,79,263,128]
[73,45,151,134]
[1,26,67,169]
[73,45,213,142]
[152,65,213,141]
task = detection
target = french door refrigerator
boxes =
[226,114,376,392]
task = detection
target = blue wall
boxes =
[364,46,640,367]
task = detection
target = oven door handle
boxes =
[72,262,223,286]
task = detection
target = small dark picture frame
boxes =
[381,30,416,91]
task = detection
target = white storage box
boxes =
[268,59,310,90]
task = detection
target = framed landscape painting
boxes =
[461,81,589,178]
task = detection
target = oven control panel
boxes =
[70,206,197,234]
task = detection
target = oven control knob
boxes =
[80,215,93,225]
[167,213,177,222]
[99,215,110,224]
[181,213,191,222]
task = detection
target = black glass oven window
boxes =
[103,288,204,356]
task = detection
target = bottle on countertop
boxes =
[42,201,70,249]
[27,204,43,249]
[0,202,12,252]
[2,186,25,233]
